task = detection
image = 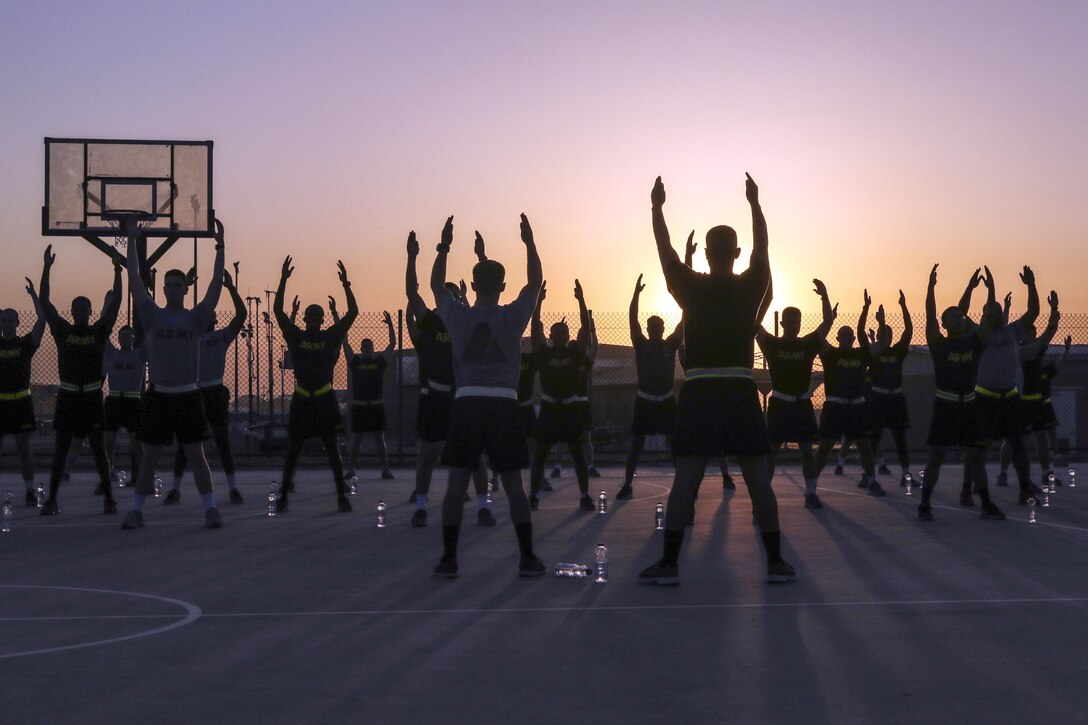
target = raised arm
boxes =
[198,219,226,311]
[273,256,294,332]
[586,310,599,361]
[629,275,646,344]
[925,264,941,344]
[651,177,681,273]
[405,305,420,347]
[99,261,124,331]
[335,260,359,332]
[857,289,871,346]
[329,297,353,359]
[813,279,836,341]
[1013,265,1040,328]
[683,231,696,269]
[757,272,774,326]
[39,244,61,324]
[531,280,548,353]
[520,213,543,295]
[897,290,913,347]
[958,267,981,318]
[474,230,487,262]
[382,311,396,355]
[404,231,431,321]
[429,216,455,306]
[223,270,247,336]
[746,172,769,278]
[976,266,999,342]
[573,279,590,353]
[1037,291,1061,349]
[24,278,46,346]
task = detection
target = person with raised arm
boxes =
[1013,292,1063,486]
[101,319,146,486]
[336,304,395,481]
[0,278,47,505]
[866,291,914,489]
[429,214,545,578]
[39,245,123,516]
[637,174,794,586]
[272,257,357,513]
[121,221,225,529]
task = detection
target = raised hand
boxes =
[1048,290,1059,309]
[831,302,839,320]
[290,295,300,318]
[539,280,547,303]
[458,279,468,300]
[1004,292,1012,309]
[44,244,55,268]
[685,231,696,259]
[983,265,995,291]
[337,260,349,286]
[634,274,645,295]
[967,267,982,289]
[1020,265,1035,286]
[875,304,886,325]
[863,289,871,307]
[441,216,454,248]
[899,289,906,306]
[474,231,485,258]
[328,296,338,315]
[574,279,584,302]
[383,310,393,326]
[651,176,666,207]
[223,270,236,290]
[281,256,294,279]
[24,277,37,297]
[745,172,759,205]
[812,278,828,297]
[406,230,419,257]
[1064,335,1072,349]
[214,218,225,246]
[868,329,876,343]
[929,263,939,287]
[185,267,197,286]
[520,214,534,245]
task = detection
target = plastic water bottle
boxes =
[655,502,665,530]
[598,490,607,515]
[1042,490,1050,508]
[486,481,494,505]
[554,563,590,577]
[1047,472,1056,494]
[2,491,13,533]
[1027,497,1037,523]
[153,476,162,498]
[594,543,608,583]
[376,500,387,528]
[904,473,913,496]
[118,470,128,487]
[919,470,925,486]
[1069,468,1076,489]
[267,481,278,517]
[348,477,358,495]
[35,482,45,508]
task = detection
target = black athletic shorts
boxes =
[201,385,231,429]
[0,396,36,435]
[631,395,676,436]
[868,391,910,430]
[534,401,585,446]
[53,389,104,437]
[1021,398,1055,432]
[766,396,819,444]
[416,391,451,443]
[818,400,873,440]
[518,402,537,437]
[577,400,594,431]
[673,378,770,457]
[926,398,985,449]
[103,395,142,433]
[138,389,211,446]
[442,397,529,472]
[288,390,343,439]
[975,391,1026,441]
[350,402,387,433]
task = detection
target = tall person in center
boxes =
[638,175,794,586]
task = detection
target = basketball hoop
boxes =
[103,210,154,249]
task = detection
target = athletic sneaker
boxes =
[588,466,601,478]
[204,508,223,528]
[381,469,395,480]
[121,510,144,529]
[980,502,1006,520]
[917,503,934,521]
[766,559,797,583]
[94,483,106,495]
[616,485,634,500]
[24,489,36,506]
[867,481,886,497]
[857,476,869,489]
[540,480,554,492]
[959,491,975,507]
[229,489,244,504]
[433,557,458,578]
[550,466,561,478]
[804,493,823,509]
[40,499,58,516]
[411,509,428,527]
[995,471,1009,487]
[878,464,892,475]
[578,495,595,511]
[529,494,539,512]
[638,559,680,585]
[337,496,353,513]
[518,555,546,577]
[163,489,181,505]
[834,465,844,475]
[477,508,496,526]
[103,498,117,515]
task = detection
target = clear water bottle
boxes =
[486,481,494,505]
[267,481,278,517]
[598,490,607,515]
[594,543,608,583]
[118,470,128,487]
[655,502,665,530]
[1047,472,1056,494]
[376,500,387,528]
[1042,490,1050,508]
[554,563,590,578]
[35,482,45,508]
[2,491,13,533]
[348,477,358,495]
[904,473,913,496]
[1027,497,1037,523]
[919,470,925,486]
[153,476,163,498]
[1069,468,1076,488]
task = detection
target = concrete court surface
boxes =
[2,463,1087,724]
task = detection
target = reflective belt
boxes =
[295,383,333,397]
[637,390,674,402]
[541,394,578,405]
[519,399,534,407]
[455,386,517,400]
[870,386,902,395]
[427,380,452,393]
[0,389,30,401]
[936,389,975,403]
[352,399,383,406]
[59,380,103,393]
[108,391,142,399]
[770,389,810,403]
[974,385,1019,399]
[198,378,224,389]
[573,395,589,403]
[825,396,867,405]
[1021,393,1043,401]
[685,367,753,381]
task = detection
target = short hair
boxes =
[647,315,664,327]
[164,269,188,284]
[705,225,739,258]
[304,304,324,318]
[550,321,569,335]
[782,307,802,321]
[941,306,962,325]
[361,338,374,347]
[472,260,506,296]
[119,325,133,333]
[72,296,91,308]
[445,282,460,295]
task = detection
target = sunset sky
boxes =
[1,1,1085,330]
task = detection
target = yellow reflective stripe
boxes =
[1021,393,1043,401]
[936,389,975,402]
[685,367,753,381]
[0,389,31,400]
[59,380,103,393]
[974,386,1019,399]
[295,383,333,397]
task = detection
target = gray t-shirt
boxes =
[436,286,537,390]
[104,343,147,393]
[975,320,1029,391]
[138,299,216,388]
[198,327,238,384]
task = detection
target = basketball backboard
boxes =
[43,138,214,237]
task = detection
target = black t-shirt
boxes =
[869,341,909,389]
[416,310,454,390]
[634,337,681,396]
[663,260,765,369]
[0,334,39,393]
[517,352,537,403]
[820,346,871,399]
[929,332,986,394]
[1040,361,1057,399]
[283,326,344,391]
[1020,343,1049,397]
[50,319,110,385]
[537,346,588,399]
[349,355,387,401]
[758,333,822,395]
